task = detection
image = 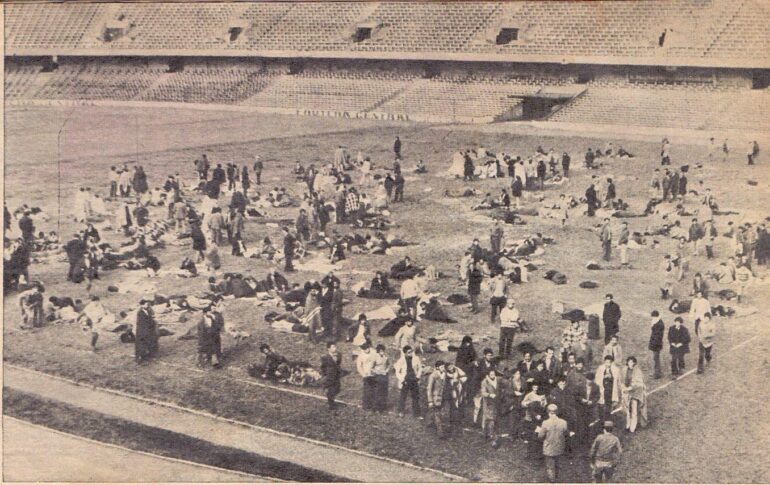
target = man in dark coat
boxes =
[463,151,475,182]
[230,190,248,214]
[648,310,665,379]
[212,164,226,187]
[490,223,504,255]
[7,240,31,289]
[585,184,598,217]
[604,179,616,208]
[536,159,547,190]
[393,136,402,160]
[602,294,621,344]
[384,174,395,200]
[18,211,35,243]
[241,166,251,196]
[561,152,571,177]
[253,157,263,185]
[195,154,210,180]
[320,342,343,411]
[282,226,296,272]
[585,148,595,169]
[197,311,219,368]
[64,234,87,282]
[135,297,158,363]
[133,166,148,194]
[668,317,690,378]
[467,262,484,314]
[574,371,600,445]
[393,173,405,202]
[226,164,237,191]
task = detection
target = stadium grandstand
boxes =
[4,0,770,128]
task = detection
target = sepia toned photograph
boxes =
[2,1,769,482]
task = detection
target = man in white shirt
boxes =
[489,272,508,324]
[356,343,377,411]
[498,299,521,358]
[400,274,423,319]
[394,318,420,354]
[688,291,711,324]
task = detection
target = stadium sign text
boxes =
[296,109,410,121]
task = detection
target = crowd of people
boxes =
[4,130,765,483]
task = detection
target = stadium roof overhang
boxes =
[4,48,769,69]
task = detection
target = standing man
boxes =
[226,163,237,192]
[604,178,616,208]
[561,152,571,177]
[668,317,691,379]
[536,159,547,190]
[467,261,484,314]
[394,345,422,418]
[109,166,119,198]
[489,271,508,324]
[253,156,263,186]
[600,218,612,262]
[393,172,405,203]
[212,164,226,189]
[586,183,598,217]
[594,355,621,420]
[64,233,87,282]
[618,221,630,267]
[695,313,716,375]
[426,360,449,436]
[357,343,377,411]
[575,371,600,446]
[393,135,402,161]
[590,421,623,483]
[282,226,296,273]
[490,222,504,255]
[135,296,158,364]
[688,218,703,256]
[195,154,210,180]
[18,211,35,243]
[648,310,665,379]
[602,294,621,344]
[320,342,343,411]
[536,403,571,483]
[372,344,391,413]
[498,299,521,358]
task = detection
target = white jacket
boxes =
[393,354,423,389]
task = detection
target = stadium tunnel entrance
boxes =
[517,85,587,120]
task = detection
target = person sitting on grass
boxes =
[258,343,289,380]
[390,256,423,280]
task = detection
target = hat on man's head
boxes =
[547,404,558,412]
[603,420,615,430]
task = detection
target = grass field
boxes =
[4,105,770,482]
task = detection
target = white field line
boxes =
[608,333,764,418]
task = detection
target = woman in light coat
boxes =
[594,355,622,420]
[620,356,648,432]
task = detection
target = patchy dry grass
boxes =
[4,106,770,482]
